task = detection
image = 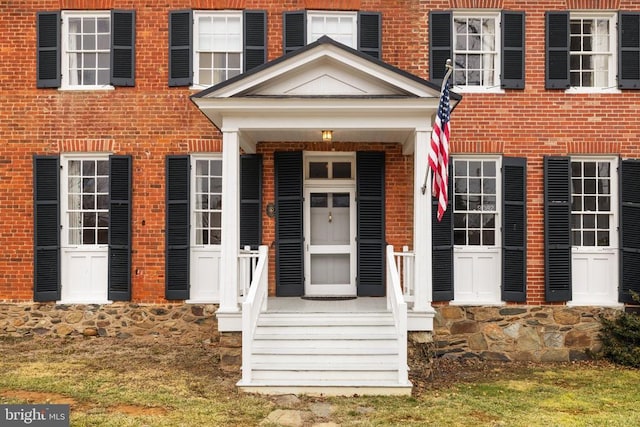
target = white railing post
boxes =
[240,245,269,384]
[386,245,409,385]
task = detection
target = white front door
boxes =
[188,156,222,302]
[60,156,110,303]
[304,188,356,296]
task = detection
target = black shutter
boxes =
[166,156,190,299]
[544,156,572,301]
[283,11,306,54]
[545,11,570,89]
[502,11,525,89]
[36,11,61,88]
[620,159,640,302]
[275,152,304,296]
[358,12,381,59]
[432,164,454,302]
[244,10,267,72]
[502,157,527,302]
[429,11,452,85]
[108,156,132,301]
[33,156,60,301]
[357,152,386,297]
[169,10,192,87]
[240,154,262,250]
[619,12,640,89]
[111,10,135,87]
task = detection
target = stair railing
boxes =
[386,245,409,384]
[241,245,269,383]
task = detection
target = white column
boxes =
[218,129,240,318]
[413,130,433,313]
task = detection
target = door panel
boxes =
[453,249,501,304]
[189,248,221,302]
[61,247,108,303]
[571,249,618,305]
[305,189,356,296]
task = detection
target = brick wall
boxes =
[1,1,640,304]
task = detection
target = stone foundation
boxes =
[0,303,621,367]
[433,305,621,362]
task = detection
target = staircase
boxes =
[236,306,412,396]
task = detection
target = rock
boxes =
[480,351,511,362]
[469,307,501,321]
[499,308,527,316]
[516,326,542,351]
[503,323,521,339]
[468,333,488,350]
[483,324,507,341]
[260,409,306,427]
[55,325,74,336]
[409,332,433,344]
[439,306,465,320]
[83,328,98,337]
[65,311,84,324]
[540,349,569,362]
[543,331,563,348]
[273,394,300,408]
[191,306,204,317]
[554,309,581,325]
[310,403,333,418]
[450,320,478,334]
[564,330,591,348]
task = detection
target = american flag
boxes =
[428,78,451,222]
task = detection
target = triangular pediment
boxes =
[193,37,446,100]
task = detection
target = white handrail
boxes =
[241,245,269,383]
[238,246,260,300]
[394,246,415,304]
[386,245,408,384]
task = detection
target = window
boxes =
[65,158,110,245]
[453,13,500,88]
[453,159,498,246]
[61,11,111,88]
[569,13,616,89]
[308,11,357,48]
[306,156,354,180]
[194,158,223,245]
[571,159,614,247]
[194,12,242,87]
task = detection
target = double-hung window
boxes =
[194,12,242,87]
[193,158,223,245]
[62,12,111,88]
[429,11,525,90]
[453,13,500,88]
[308,11,357,48]
[569,13,617,90]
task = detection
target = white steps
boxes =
[237,310,412,396]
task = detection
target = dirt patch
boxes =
[0,390,77,406]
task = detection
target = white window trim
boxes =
[60,153,111,248]
[451,10,504,94]
[307,10,357,49]
[452,154,502,251]
[60,11,114,91]
[192,10,243,90]
[565,11,620,94]
[303,151,356,185]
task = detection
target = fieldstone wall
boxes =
[433,305,621,362]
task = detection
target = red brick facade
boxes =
[1,1,640,304]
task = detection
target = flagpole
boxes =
[421,59,453,195]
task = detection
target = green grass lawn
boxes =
[0,337,638,426]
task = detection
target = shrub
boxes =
[599,293,640,368]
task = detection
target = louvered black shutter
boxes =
[620,159,640,302]
[432,164,453,302]
[275,152,304,296]
[244,11,267,72]
[502,157,527,302]
[358,12,381,59]
[36,11,61,88]
[240,154,262,250]
[283,11,306,54]
[544,156,572,301]
[619,12,640,89]
[33,156,60,301]
[169,10,192,87]
[111,10,135,87]
[166,156,190,299]
[357,152,386,297]
[502,11,525,89]
[108,155,132,301]
[429,11,452,85]
[545,11,570,89]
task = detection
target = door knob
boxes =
[328,211,332,223]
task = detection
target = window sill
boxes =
[564,87,621,95]
[449,301,504,306]
[451,86,505,95]
[57,300,113,305]
[59,85,115,92]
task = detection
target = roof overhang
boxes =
[191,36,461,153]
